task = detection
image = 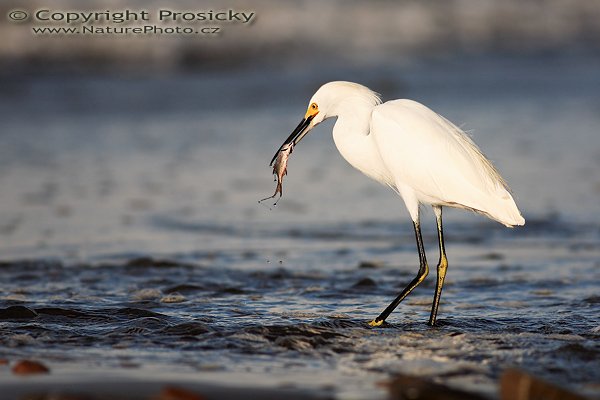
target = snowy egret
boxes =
[271,81,525,326]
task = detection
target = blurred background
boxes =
[0,0,599,259]
[2,0,600,72]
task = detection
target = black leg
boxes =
[429,206,448,326]
[369,220,429,326]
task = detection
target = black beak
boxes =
[269,115,314,166]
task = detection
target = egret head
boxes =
[270,81,380,166]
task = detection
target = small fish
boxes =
[260,143,294,205]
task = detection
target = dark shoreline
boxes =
[0,368,591,400]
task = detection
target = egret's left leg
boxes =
[369,219,429,326]
[429,206,448,326]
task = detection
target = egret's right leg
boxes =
[369,220,429,326]
[428,206,448,326]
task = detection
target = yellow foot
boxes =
[368,319,383,327]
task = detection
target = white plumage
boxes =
[272,81,524,326]
[319,82,523,227]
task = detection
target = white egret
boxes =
[270,81,524,326]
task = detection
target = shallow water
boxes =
[0,56,599,399]
[0,221,598,398]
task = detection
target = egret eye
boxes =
[311,103,318,110]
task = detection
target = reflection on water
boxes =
[0,56,599,398]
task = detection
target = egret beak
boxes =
[269,108,319,166]
[270,117,313,164]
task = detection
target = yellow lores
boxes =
[269,81,524,326]
[305,102,319,119]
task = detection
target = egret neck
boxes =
[331,99,392,186]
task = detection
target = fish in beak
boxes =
[261,104,319,206]
[259,142,293,205]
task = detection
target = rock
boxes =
[352,277,377,288]
[481,252,504,260]
[163,284,203,294]
[0,306,38,320]
[132,288,162,301]
[358,261,382,269]
[160,293,186,303]
[12,360,50,375]
[500,368,588,400]
[387,374,487,400]
[156,386,206,400]
[126,257,183,268]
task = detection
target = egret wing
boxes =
[371,100,523,225]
